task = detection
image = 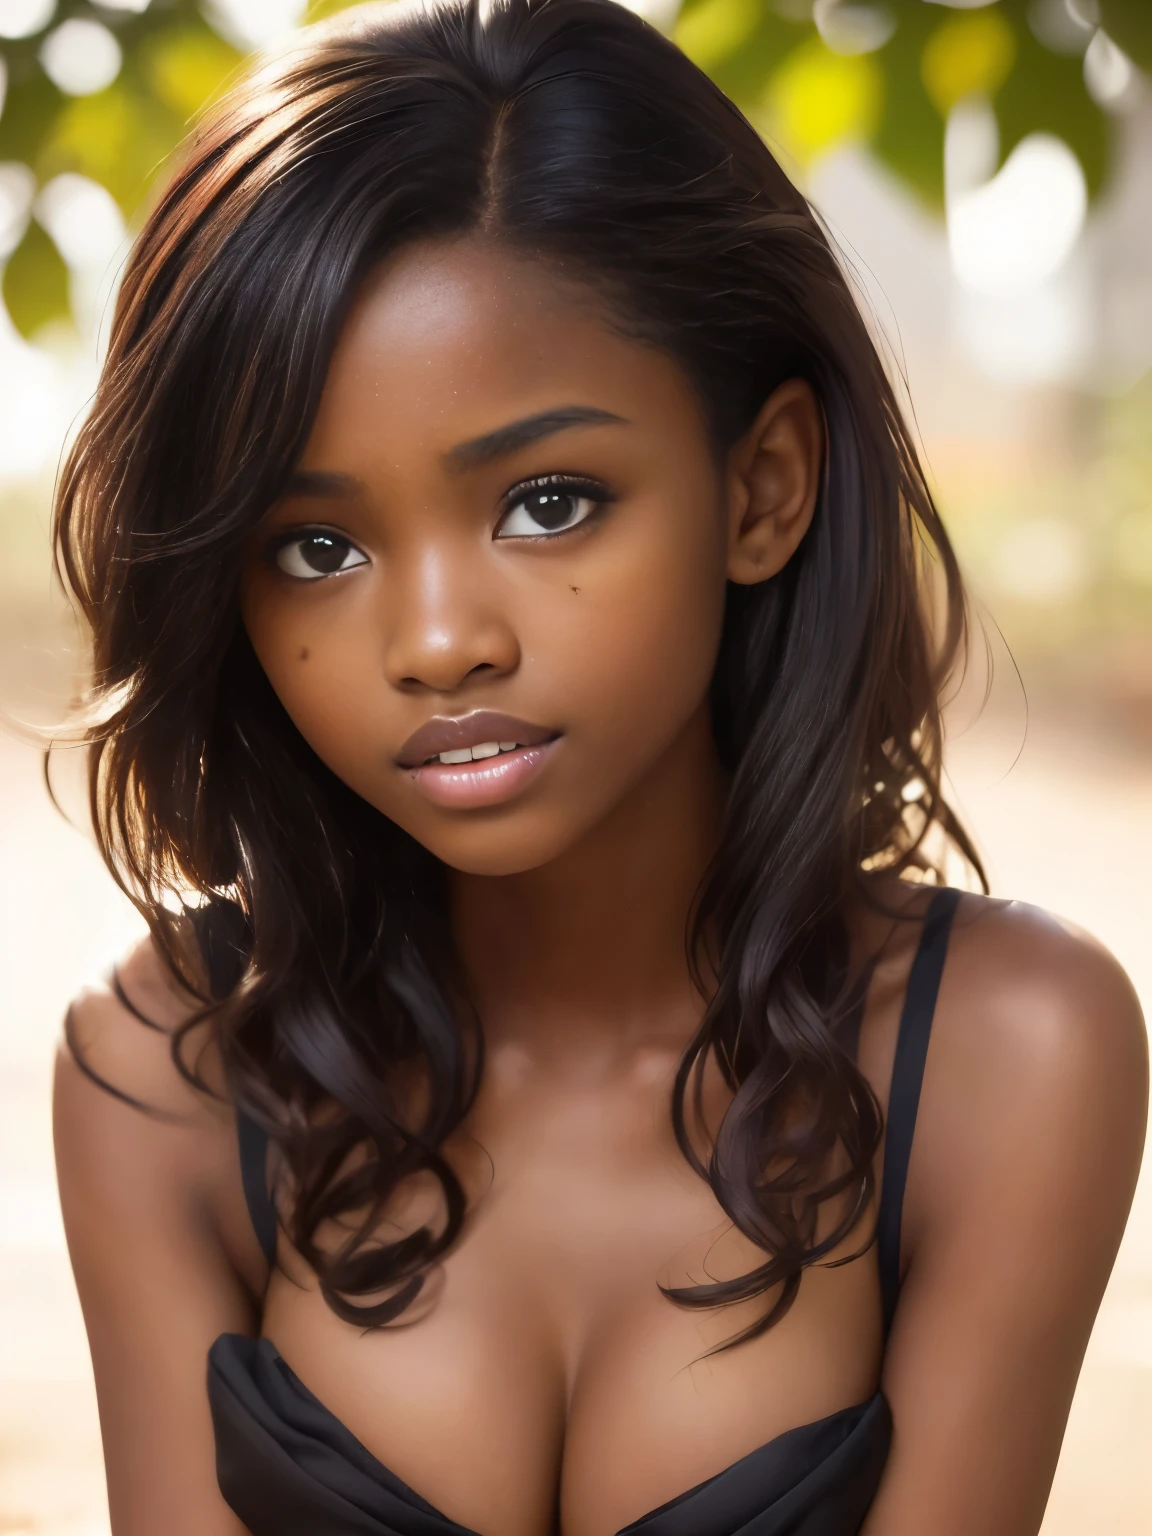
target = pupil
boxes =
[303,535,348,573]
[529,491,576,531]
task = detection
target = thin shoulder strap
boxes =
[237,1110,278,1268]
[189,900,248,998]
[186,902,278,1269]
[877,886,961,1335]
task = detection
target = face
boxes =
[240,238,816,876]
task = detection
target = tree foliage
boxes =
[0,0,1147,338]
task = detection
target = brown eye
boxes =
[274,532,369,580]
[497,478,605,538]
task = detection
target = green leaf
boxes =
[870,6,949,208]
[138,23,244,125]
[678,2,805,111]
[0,66,62,167]
[675,0,764,73]
[2,217,69,338]
[39,81,179,216]
[1098,0,1152,72]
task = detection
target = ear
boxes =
[726,379,824,586]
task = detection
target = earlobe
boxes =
[726,379,824,587]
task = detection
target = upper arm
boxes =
[863,899,1148,1536]
[55,936,258,1536]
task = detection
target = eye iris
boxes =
[300,534,349,573]
[527,491,578,531]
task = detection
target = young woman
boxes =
[53,2,1147,1533]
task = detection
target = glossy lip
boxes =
[405,738,561,810]
[396,711,558,769]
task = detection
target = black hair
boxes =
[56,0,981,1348]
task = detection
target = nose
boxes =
[382,539,520,694]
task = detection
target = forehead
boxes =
[303,238,700,469]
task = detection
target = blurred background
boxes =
[1,0,1149,1531]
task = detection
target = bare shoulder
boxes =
[933,892,1147,1139]
[55,933,259,1533]
[60,927,228,1124]
[859,891,1147,1533]
[851,874,1148,1264]
[906,889,1148,1268]
[856,875,1146,1117]
[54,926,259,1279]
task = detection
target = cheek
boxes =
[548,495,729,755]
[241,583,386,782]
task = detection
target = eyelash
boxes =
[496,473,615,539]
[266,473,615,579]
[266,527,368,581]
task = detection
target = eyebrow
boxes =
[445,406,627,471]
[278,406,627,498]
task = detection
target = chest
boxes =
[259,1055,884,1536]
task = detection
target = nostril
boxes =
[387,629,518,693]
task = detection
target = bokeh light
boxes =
[206,0,308,49]
[948,132,1088,296]
[39,19,123,97]
[0,162,34,258]
[1028,0,1098,55]
[34,174,125,271]
[0,0,54,41]
[812,0,895,56]
[1084,28,1136,107]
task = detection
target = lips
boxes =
[396,711,558,769]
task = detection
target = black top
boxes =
[201,888,961,1535]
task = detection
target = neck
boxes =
[451,706,724,1061]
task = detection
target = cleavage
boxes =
[259,1063,883,1536]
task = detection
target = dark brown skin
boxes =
[55,238,1148,1536]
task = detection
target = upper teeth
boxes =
[436,740,520,764]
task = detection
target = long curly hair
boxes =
[56,0,982,1347]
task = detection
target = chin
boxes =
[410,814,589,879]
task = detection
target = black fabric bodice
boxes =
[201,889,961,1535]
